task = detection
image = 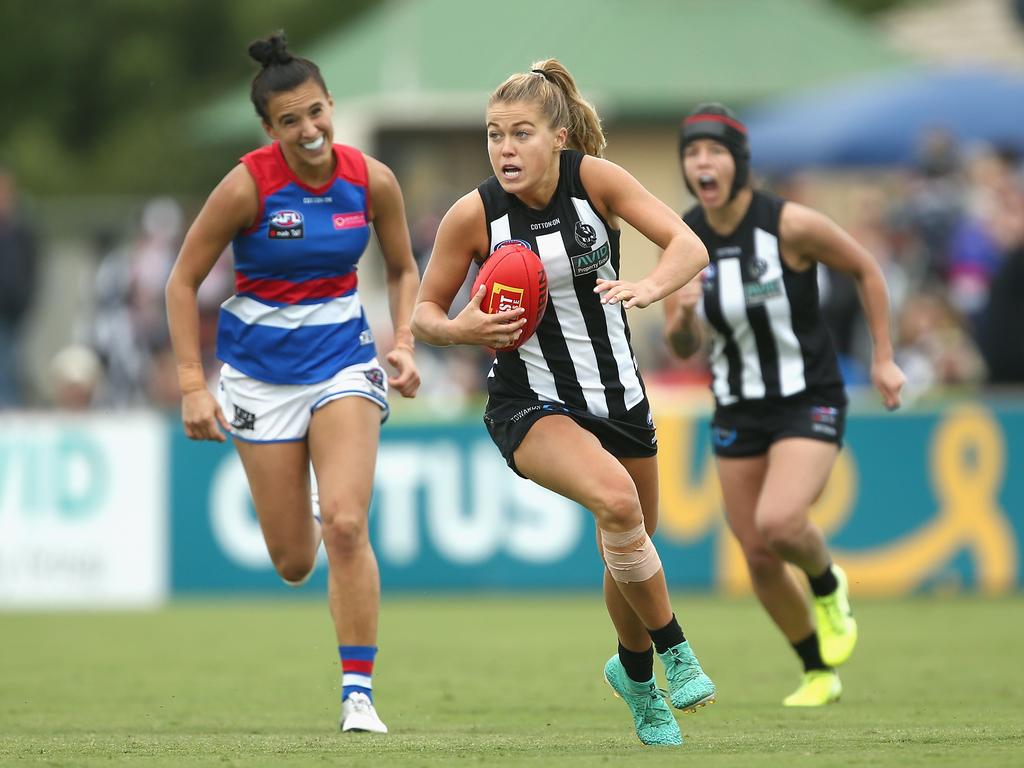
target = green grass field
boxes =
[2,594,1022,767]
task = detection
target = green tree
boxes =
[828,0,919,16]
[1,0,374,195]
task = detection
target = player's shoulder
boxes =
[360,153,399,196]
[577,153,639,205]
[215,163,259,208]
[435,190,488,258]
[449,189,487,227]
[577,153,626,185]
[193,163,259,234]
[778,197,827,244]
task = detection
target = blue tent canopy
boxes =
[742,67,1024,172]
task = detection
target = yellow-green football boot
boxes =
[813,564,858,667]
[782,669,842,707]
[603,656,682,746]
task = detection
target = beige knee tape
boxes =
[601,523,662,583]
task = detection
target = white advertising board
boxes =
[0,413,167,608]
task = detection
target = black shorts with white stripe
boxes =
[710,388,847,458]
[483,397,658,478]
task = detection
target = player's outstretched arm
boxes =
[781,202,906,410]
[581,156,708,309]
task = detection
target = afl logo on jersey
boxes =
[574,221,597,249]
[492,239,531,252]
[268,210,304,239]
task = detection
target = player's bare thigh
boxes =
[716,453,769,545]
[757,438,838,529]
[307,395,382,528]
[618,455,660,535]
[233,438,315,579]
[513,414,643,531]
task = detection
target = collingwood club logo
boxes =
[748,256,769,280]
[574,221,597,248]
[570,220,607,277]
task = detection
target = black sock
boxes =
[648,614,686,654]
[792,632,829,672]
[807,564,838,597]
[618,642,654,683]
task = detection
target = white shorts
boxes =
[217,359,389,443]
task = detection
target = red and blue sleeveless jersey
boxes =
[217,142,377,384]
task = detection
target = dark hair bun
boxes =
[248,32,293,68]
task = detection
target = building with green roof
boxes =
[196,0,907,370]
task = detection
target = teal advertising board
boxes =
[170,403,1023,595]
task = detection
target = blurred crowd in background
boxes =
[1,127,1022,413]
[2,0,1024,413]
[649,133,1024,402]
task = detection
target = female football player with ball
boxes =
[412,59,713,747]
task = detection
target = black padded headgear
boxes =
[678,103,750,201]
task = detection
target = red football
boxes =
[471,241,548,350]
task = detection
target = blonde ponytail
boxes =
[488,58,606,157]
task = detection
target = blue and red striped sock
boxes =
[339,645,376,703]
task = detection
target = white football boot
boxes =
[340,692,388,734]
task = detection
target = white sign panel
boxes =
[0,413,167,608]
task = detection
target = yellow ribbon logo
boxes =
[657,404,1018,595]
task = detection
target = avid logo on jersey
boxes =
[744,277,784,305]
[268,210,304,239]
[570,242,610,277]
[744,254,780,305]
[574,221,597,248]
[231,405,257,431]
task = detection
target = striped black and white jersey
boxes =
[477,150,646,419]
[684,190,845,407]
